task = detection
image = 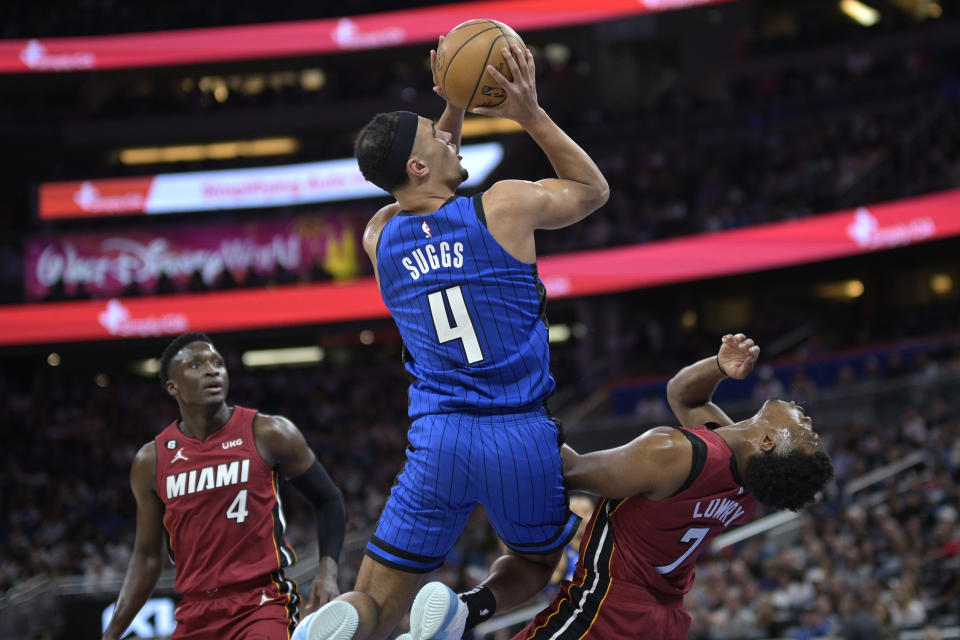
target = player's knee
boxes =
[337,591,380,637]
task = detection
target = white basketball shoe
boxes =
[292,600,359,640]
[404,582,469,640]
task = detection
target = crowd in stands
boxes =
[534,42,960,253]
[2,331,958,639]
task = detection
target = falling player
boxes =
[513,333,834,639]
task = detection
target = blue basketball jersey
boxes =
[376,193,555,418]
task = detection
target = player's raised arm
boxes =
[667,333,760,429]
[431,35,465,151]
[101,444,166,640]
[254,414,346,614]
[475,44,609,231]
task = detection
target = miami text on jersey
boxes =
[165,458,251,500]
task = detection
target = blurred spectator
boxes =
[792,603,831,640]
[633,392,670,425]
[752,365,786,401]
[888,579,927,630]
[839,592,885,640]
[789,368,818,397]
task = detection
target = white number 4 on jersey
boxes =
[226,489,249,524]
[428,285,484,364]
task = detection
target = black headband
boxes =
[374,110,419,190]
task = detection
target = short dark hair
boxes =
[744,448,834,511]
[355,112,409,192]
[159,331,214,386]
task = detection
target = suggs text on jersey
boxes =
[402,241,465,281]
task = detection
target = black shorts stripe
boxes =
[504,512,580,552]
[528,500,617,640]
[363,549,443,574]
[271,473,296,568]
[369,535,445,565]
[271,570,300,633]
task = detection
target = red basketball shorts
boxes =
[172,573,299,640]
[512,577,690,640]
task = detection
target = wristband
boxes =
[717,355,729,377]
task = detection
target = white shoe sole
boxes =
[303,600,359,640]
[408,582,463,640]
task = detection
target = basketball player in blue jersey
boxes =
[299,40,608,640]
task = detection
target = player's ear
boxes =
[407,156,428,180]
[760,432,776,453]
[165,379,177,396]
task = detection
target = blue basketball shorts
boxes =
[366,408,581,573]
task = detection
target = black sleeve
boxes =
[290,460,346,561]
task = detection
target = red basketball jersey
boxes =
[154,406,296,594]
[576,424,757,597]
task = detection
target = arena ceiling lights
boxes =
[241,346,325,367]
[0,0,735,73]
[117,138,300,165]
[839,0,881,26]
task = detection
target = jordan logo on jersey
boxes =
[165,458,251,500]
[172,448,189,463]
[422,221,433,238]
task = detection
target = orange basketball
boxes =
[435,19,526,111]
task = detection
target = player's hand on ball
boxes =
[430,36,459,107]
[718,333,760,380]
[302,570,341,615]
[471,44,539,122]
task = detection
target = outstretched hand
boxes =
[718,333,760,380]
[470,43,540,123]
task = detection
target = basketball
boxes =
[435,19,526,111]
